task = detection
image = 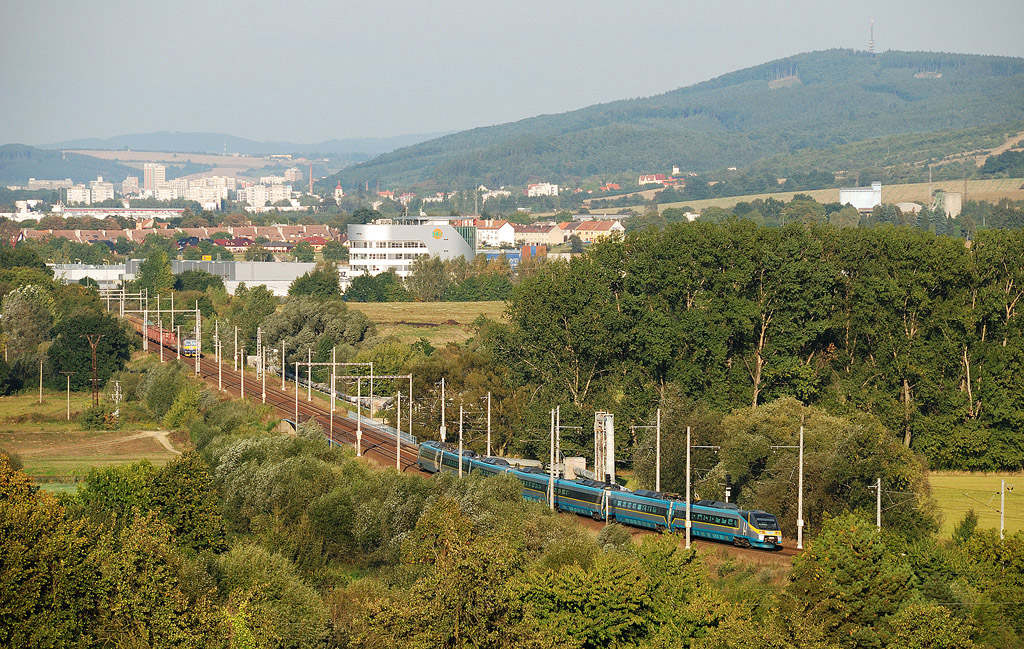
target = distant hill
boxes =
[41,131,447,159]
[0,144,142,185]
[323,49,1024,190]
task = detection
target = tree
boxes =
[0,284,54,358]
[217,544,328,648]
[568,234,584,253]
[135,250,174,296]
[288,263,341,298]
[244,246,274,262]
[343,270,411,302]
[292,241,315,263]
[47,311,133,391]
[174,268,224,292]
[263,295,371,368]
[0,455,102,646]
[322,240,349,262]
[148,450,227,553]
[782,512,918,648]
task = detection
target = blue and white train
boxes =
[416,441,783,550]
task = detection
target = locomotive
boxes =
[416,441,782,550]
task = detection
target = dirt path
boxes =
[16,430,180,456]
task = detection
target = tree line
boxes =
[495,221,1024,472]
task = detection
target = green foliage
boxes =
[344,269,412,302]
[79,404,119,430]
[148,450,227,553]
[0,455,101,648]
[135,249,175,296]
[288,262,341,298]
[952,508,979,545]
[291,240,315,262]
[782,512,919,648]
[328,50,1024,188]
[1,284,54,358]
[322,239,349,262]
[217,544,328,648]
[77,460,154,529]
[175,268,225,292]
[47,311,133,391]
[163,382,207,429]
[243,245,273,262]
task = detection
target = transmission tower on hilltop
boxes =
[868,18,876,54]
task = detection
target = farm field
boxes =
[349,301,507,346]
[589,177,1024,215]
[0,391,179,487]
[928,472,1023,537]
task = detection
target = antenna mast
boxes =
[868,19,875,54]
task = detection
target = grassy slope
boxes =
[928,472,1024,537]
[587,177,1024,214]
[0,390,178,483]
[350,301,507,346]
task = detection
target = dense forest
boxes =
[487,221,1024,472]
[326,50,1024,189]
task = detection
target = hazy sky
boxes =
[4,0,1023,145]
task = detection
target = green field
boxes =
[928,472,1024,537]
[588,177,1024,215]
[349,301,507,345]
[0,391,179,484]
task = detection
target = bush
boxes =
[80,405,119,430]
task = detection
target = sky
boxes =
[3,0,1024,146]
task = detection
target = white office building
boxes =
[65,185,92,205]
[348,217,476,278]
[839,181,882,212]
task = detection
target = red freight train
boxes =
[126,315,177,348]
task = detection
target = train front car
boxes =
[182,338,200,357]
[740,509,783,549]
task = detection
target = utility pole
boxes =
[798,425,805,549]
[396,390,401,471]
[1001,479,1006,541]
[307,348,312,402]
[876,477,882,530]
[38,359,43,404]
[294,362,299,424]
[556,405,561,478]
[59,371,76,420]
[261,347,266,403]
[440,377,447,442]
[84,334,103,408]
[685,426,692,549]
[356,377,362,456]
[770,422,806,549]
[656,408,661,492]
[176,325,181,359]
[239,347,245,400]
[281,343,286,390]
[194,301,200,376]
[217,337,222,392]
[486,391,492,457]
[458,402,464,478]
[549,408,555,510]
[233,326,238,371]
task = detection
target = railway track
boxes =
[137,334,424,473]
[126,318,797,559]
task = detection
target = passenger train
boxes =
[416,441,782,550]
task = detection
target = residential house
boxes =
[513,223,564,246]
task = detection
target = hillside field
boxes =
[588,177,1024,215]
[928,472,1023,537]
[350,301,507,346]
[0,391,180,487]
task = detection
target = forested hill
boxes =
[325,49,1024,190]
